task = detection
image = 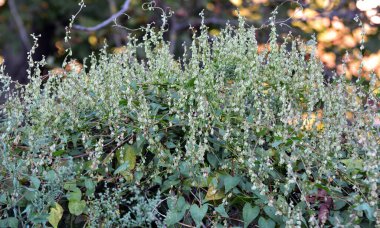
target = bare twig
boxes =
[73,0,131,32]
[8,0,31,49]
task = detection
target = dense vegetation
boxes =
[0,13,379,227]
[1,0,380,85]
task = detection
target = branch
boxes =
[73,0,131,32]
[8,0,31,49]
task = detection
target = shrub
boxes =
[0,14,379,227]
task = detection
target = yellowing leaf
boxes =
[48,203,63,228]
[205,185,225,201]
[116,145,137,169]
[116,145,137,180]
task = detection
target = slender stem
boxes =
[73,0,131,32]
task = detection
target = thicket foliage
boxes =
[0,15,379,227]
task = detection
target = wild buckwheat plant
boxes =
[0,13,379,227]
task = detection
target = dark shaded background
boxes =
[0,0,379,85]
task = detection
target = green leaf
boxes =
[314,183,330,193]
[341,159,363,170]
[52,149,65,156]
[31,214,49,223]
[215,204,229,218]
[0,194,6,204]
[190,204,208,227]
[63,181,77,191]
[258,217,275,228]
[153,176,162,185]
[161,179,181,192]
[165,210,186,226]
[7,217,18,228]
[224,175,240,192]
[334,200,346,210]
[84,178,95,196]
[44,170,57,182]
[271,140,282,148]
[355,203,375,221]
[29,176,40,189]
[67,187,82,201]
[0,217,18,228]
[119,99,128,106]
[243,203,260,227]
[176,196,189,211]
[263,206,282,223]
[134,171,143,182]
[167,196,190,211]
[207,153,219,168]
[165,141,176,149]
[165,196,189,226]
[276,196,288,214]
[24,189,37,201]
[48,203,63,228]
[185,77,196,88]
[68,200,86,216]
[114,162,129,175]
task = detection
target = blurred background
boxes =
[0,0,379,85]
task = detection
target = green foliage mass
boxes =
[0,15,379,227]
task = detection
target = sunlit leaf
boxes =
[48,203,63,228]
[68,200,86,216]
[205,185,225,201]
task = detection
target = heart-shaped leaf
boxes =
[68,200,86,216]
[114,162,129,175]
[224,175,240,192]
[258,217,275,228]
[66,187,81,201]
[165,210,186,226]
[355,203,375,221]
[116,145,137,170]
[165,196,190,226]
[243,203,260,227]
[115,145,137,179]
[48,203,63,228]
[84,178,95,196]
[205,185,225,201]
[29,176,40,189]
[0,217,18,228]
[263,206,282,223]
[215,204,229,218]
[190,204,208,227]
